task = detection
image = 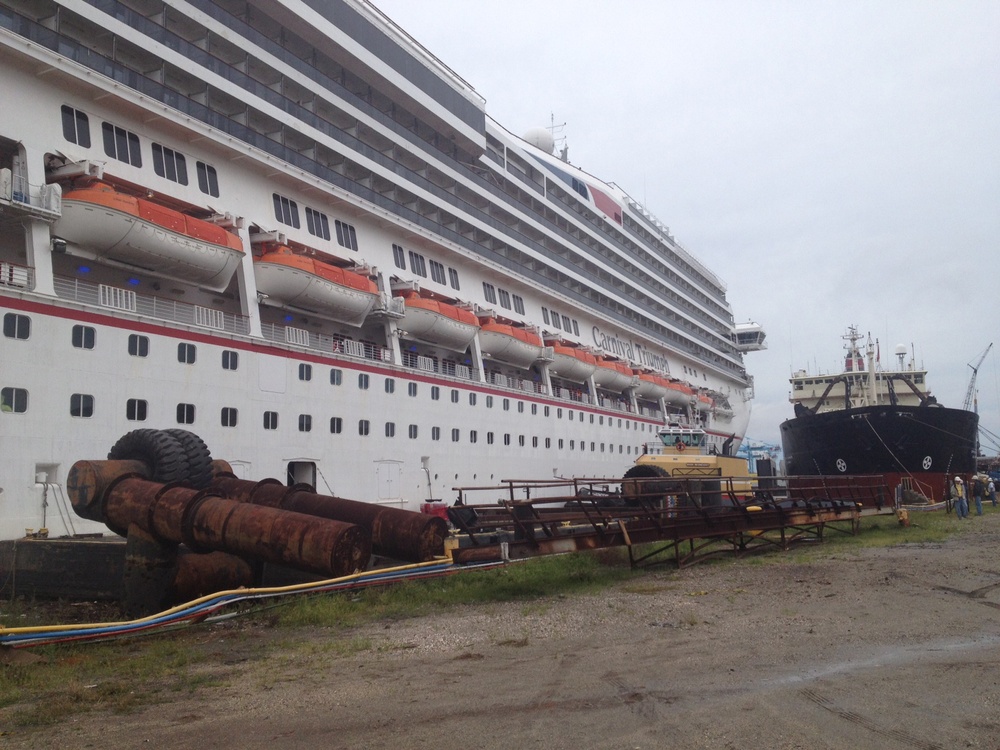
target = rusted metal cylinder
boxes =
[211,474,448,562]
[67,459,150,526]
[67,462,371,577]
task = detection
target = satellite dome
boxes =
[523,127,555,154]
[894,344,907,356]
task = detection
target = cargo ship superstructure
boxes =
[0,0,762,539]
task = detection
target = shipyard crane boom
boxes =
[964,343,993,411]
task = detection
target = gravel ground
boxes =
[6,511,1000,749]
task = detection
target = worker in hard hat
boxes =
[949,476,968,519]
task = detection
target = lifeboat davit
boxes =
[253,246,378,326]
[53,181,244,290]
[397,291,479,351]
[478,319,544,368]
[549,344,598,382]
[592,357,636,391]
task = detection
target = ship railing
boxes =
[551,385,593,406]
[399,350,478,382]
[0,261,34,290]
[0,168,61,219]
[486,371,547,396]
[53,276,251,335]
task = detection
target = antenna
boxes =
[547,113,568,162]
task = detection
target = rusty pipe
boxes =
[210,474,448,562]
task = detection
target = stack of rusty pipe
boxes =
[209,467,448,564]
[68,459,372,576]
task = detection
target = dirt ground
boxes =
[6,511,1000,750]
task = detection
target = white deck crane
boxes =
[964,343,993,412]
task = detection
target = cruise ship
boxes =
[0,0,764,541]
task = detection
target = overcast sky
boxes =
[374,0,1000,454]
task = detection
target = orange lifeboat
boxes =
[53,181,244,290]
[592,357,636,391]
[549,344,598,382]
[634,371,670,399]
[664,379,695,406]
[254,245,378,326]
[397,291,480,350]
[478,318,544,368]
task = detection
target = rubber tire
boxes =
[163,428,214,489]
[621,464,674,507]
[107,428,190,484]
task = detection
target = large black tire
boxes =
[108,429,190,484]
[163,428,214,489]
[621,464,676,507]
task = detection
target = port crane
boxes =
[964,343,993,412]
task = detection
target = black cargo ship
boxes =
[780,327,979,504]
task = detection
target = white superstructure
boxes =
[0,0,762,540]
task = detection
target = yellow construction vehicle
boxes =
[621,422,755,507]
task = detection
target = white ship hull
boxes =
[0,0,759,541]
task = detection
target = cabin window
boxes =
[517,401,525,413]
[263,411,278,430]
[152,144,188,185]
[177,343,196,364]
[431,386,440,401]
[222,350,238,370]
[3,313,30,340]
[126,398,147,421]
[298,363,312,381]
[561,315,572,332]
[541,307,550,325]
[306,207,331,241]
[385,422,395,438]
[448,268,460,290]
[483,282,497,304]
[450,389,459,403]
[102,123,141,167]
[512,295,525,315]
[71,393,94,418]
[1,387,28,413]
[470,430,478,444]
[486,395,493,408]
[128,334,149,357]
[572,320,580,336]
[358,419,370,436]
[197,162,220,197]
[408,251,427,277]
[221,407,238,427]
[330,368,342,385]
[532,437,539,448]
[544,406,550,417]
[335,220,358,251]
[385,378,395,394]
[431,426,441,441]
[408,424,418,439]
[176,403,195,424]
[519,435,526,447]
[487,432,494,445]
[429,260,446,284]
[330,417,342,434]
[358,373,369,390]
[450,428,459,442]
[497,289,511,309]
[273,194,300,228]
[469,393,477,406]
[61,105,91,147]
[72,325,95,350]
[503,398,510,411]
[545,437,551,449]
[504,434,511,446]
[559,439,564,449]
[299,414,312,432]
[407,382,417,397]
